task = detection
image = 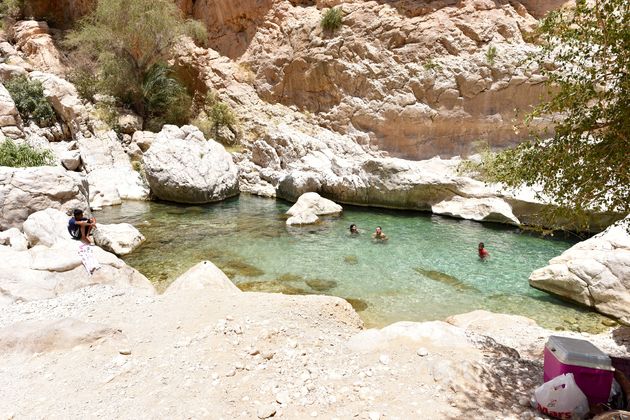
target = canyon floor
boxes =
[1,279,628,420]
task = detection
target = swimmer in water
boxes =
[372,226,388,241]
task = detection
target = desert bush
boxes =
[195,92,238,145]
[486,45,497,65]
[68,69,100,102]
[321,8,343,31]
[0,138,53,167]
[5,75,56,127]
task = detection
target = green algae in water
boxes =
[344,255,359,265]
[305,278,338,292]
[414,267,480,293]
[239,280,311,296]
[277,273,304,282]
[95,195,612,333]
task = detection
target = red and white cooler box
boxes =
[544,335,615,405]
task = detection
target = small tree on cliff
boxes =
[65,0,207,127]
[469,0,629,228]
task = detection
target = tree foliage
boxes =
[473,0,629,227]
[65,0,206,127]
[5,75,56,127]
[0,138,53,167]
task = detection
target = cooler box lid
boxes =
[546,335,613,371]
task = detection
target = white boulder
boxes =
[529,218,630,324]
[143,125,239,204]
[285,192,342,226]
[59,150,81,171]
[286,192,343,217]
[0,83,23,138]
[77,131,149,209]
[165,261,240,294]
[29,71,87,136]
[0,227,28,251]
[93,223,145,256]
[286,212,320,226]
[0,166,89,230]
[0,236,155,305]
[22,208,73,247]
[432,196,520,225]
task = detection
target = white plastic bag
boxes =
[78,244,101,275]
[534,373,589,420]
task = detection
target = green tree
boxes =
[65,0,206,127]
[475,0,629,228]
[0,138,53,167]
[5,75,56,127]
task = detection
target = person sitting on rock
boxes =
[478,242,490,259]
[68,209,96,244]
[349,224,359,234]
[372,226,388,241]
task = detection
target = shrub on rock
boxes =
[4,75,56,127]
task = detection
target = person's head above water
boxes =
[375,226,382,234]
[478,242,485,249]
[349,224,358,233]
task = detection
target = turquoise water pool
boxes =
[96,195,609,332]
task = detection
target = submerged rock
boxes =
[344,297,369,312]
[529,217,630,324]
[221,259,264,278]
[414,267,479,292]
[238,280,311,296]
[305,278,338,292]
[344,255,359,265]
[276,273,304,282]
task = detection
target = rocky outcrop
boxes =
[22,207,73,247]
[12,21,65,74]
[77,131,150,209]
[0,166,89,230]
[93,223,145,256]
[29,71,88,137]
[165,260,241,294]
[286,192,342,225]
[214,0,544,159]
[0,83,24,138]
[530,218,630,324]
[0,227,28,251]
[0,209,155,305]
[432,196,520,225]
[142,125,239,204]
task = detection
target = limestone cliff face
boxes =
[17,0,562,160]
[186,0,550,159]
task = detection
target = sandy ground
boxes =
[1,284,628,420]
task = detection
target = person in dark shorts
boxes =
[68,209,96,244]
[478,242,490,259]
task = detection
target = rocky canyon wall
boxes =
[188,0,552,159]
[17,0,565,160]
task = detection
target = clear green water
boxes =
[96,195,611,332]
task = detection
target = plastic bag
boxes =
[534,373,589,420]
